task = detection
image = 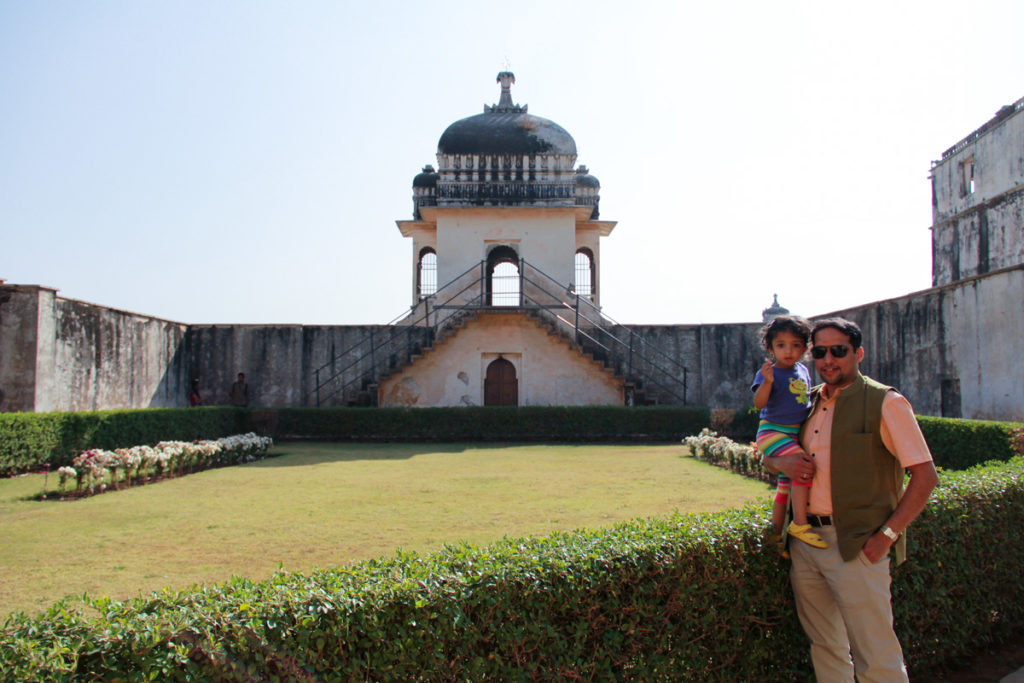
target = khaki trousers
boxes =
[790,526,908,683]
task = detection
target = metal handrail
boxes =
[314,257,689,406]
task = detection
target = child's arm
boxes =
[752,361,774,410]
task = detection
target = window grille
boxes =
[418,249,437,297]
[574,249,594,298]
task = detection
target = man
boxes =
[765,317,938,682]
[229,372,249,407]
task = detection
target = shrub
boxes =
[0,408,247,477]
[2,457,1022,681]
[916,416,1023,469]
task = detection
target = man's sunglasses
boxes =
[811,345,852,359]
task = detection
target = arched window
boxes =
[417,248,437,298]
[574,248,595,298]
[486,245,520,306]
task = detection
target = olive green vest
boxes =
[800,373,907,564]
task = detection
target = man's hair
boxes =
[811,317,863,349]
[759,315,811,353]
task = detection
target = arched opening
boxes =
[484,357,518,406]
[486,245,520,306]
[574,248,595,298]
[417,247,437,298]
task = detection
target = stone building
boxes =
[380,71,623,407]
[1,84,1022,421]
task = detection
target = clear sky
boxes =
[2,1,1022,326]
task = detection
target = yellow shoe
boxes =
[769,532,791,559]
[788,522,828,549]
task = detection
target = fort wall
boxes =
[4,265,1019,420]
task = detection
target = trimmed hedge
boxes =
[917,416,1023,469]
[1,406,707,477]
[252,405,711,443]
[0,408,246,477]
[4,406,1020,478]
[2,457,1022,681]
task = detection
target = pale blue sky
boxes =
[2,1,1022,325]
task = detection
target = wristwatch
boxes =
[881,525,899,541]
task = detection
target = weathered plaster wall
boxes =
[0,290,192,412]
[434,207,578,296]
[186,324,416,408]
[804,266,1023,421]
[932,188,1024,285]
[3,266,1021,420]
[931,100,1024,286]
[0,285,44,412]
[45,296,188,411]
[378,311,623,407]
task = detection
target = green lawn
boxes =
[0,442,768,618]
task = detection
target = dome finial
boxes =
[485,69,527,114]
[761,293,790,323]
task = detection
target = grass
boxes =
[0,442,768,619]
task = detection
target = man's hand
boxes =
[862,531,894,563]
[862,460,939,563]
[763,450,815,482]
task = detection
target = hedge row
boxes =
[3,405,1021,478]
[251,405,711,443]
[2,456,1021,681]
[709,410,1024,471]
[0,407,247,477]
[917,415,1024,470]
[0,406,708,476]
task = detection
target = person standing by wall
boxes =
[229,372,249,407]
[188,379,202,406]
[764,317,938,682]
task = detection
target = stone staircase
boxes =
[311,259,688,407]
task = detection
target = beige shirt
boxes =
[801,386,933,515]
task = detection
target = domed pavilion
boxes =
[383,72,624,407]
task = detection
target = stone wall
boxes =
[931,98,1024,287]
[0,285,189,412]
[2,266,1021,421]
[186,324,404,408]
[0,286,45,412]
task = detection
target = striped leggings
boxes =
[757,419,808,504]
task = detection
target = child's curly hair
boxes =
[759,315,812,354]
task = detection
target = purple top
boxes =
[751,362,812,425]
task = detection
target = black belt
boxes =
[806,514,832,527]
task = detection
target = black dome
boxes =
[575,166,600,188]
[413,165,438,188]
[438,112,577,156]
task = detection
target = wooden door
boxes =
[484,358,518,406]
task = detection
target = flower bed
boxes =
[683,428,768,482]
[51,433,274,498]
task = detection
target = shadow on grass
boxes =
[251,441,565,466]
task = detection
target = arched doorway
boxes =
[484,357,518,406]
[486,245,520,306]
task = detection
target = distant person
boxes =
[229,373,249,407]
[188,379,202,407]
[751,315,826,550]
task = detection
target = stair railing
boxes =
[313,258,689,406]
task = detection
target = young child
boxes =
[751,315,827,550]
